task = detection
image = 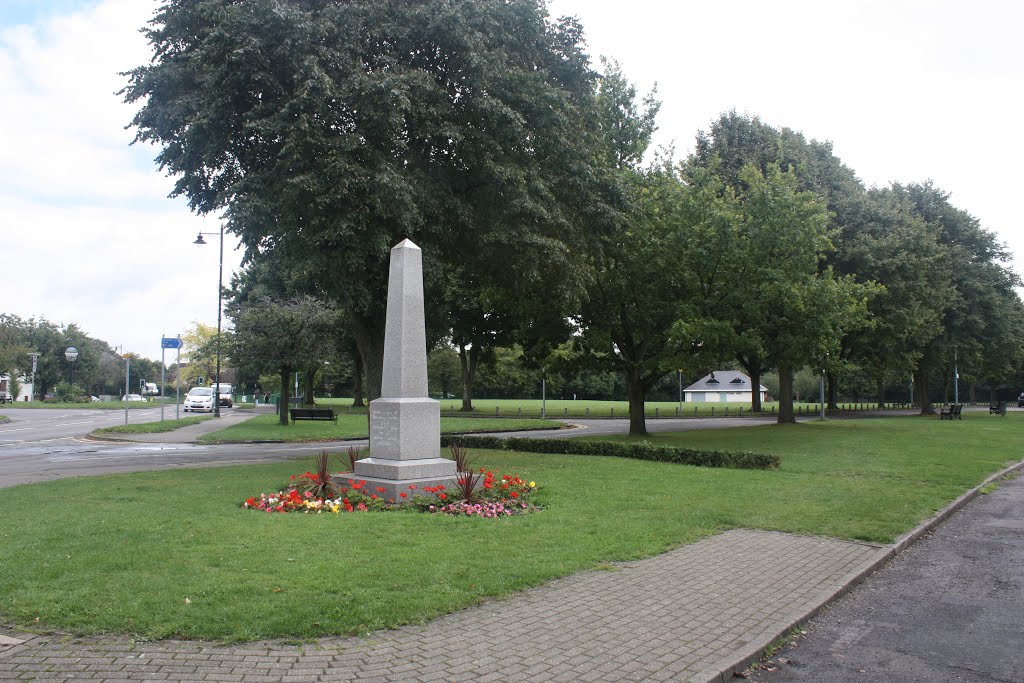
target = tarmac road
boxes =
[0,407,782,489]
[749,470,1024,682]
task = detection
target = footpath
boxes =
[2,416,1021,682]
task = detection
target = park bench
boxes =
[988,401,1006,415]
[288,407,337,423]
[939,404,963,420]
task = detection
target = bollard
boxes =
[586,407,589,416]
[725,406,729,416]
[564,408,568,417]
[711,406,715,417]
[496,406,499,416]
[655,407,659,418]
[518,407,522,416]
[610,408,614,418]
[676,406,680,417]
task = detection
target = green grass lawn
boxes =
[94,416,216,435]
[387,397,901,417]
[198,413,563,443]
[0,414,1018,642]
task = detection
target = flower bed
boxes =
[243,468,539,518]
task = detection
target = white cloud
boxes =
[550,0,1024,264]
[1,0,243,360]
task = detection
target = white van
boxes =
[211,383,233,408]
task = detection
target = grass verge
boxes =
[0,414,1019,641]
[198,413,562,443]
[94,416,216,435]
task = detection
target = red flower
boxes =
[399,492,408,498]
[376,487,387,493]
[245,497,256,506]
[370,494,378,500]
[438,493,447,500]
[408,485,417,490]
[510,491,519,498]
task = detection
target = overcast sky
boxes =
[3,0,1022,361]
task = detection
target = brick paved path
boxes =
[0,530,884,683]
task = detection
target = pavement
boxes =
[1,412,1020,682]
[748,465,1024,682]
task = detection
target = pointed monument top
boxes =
[394,238,420,251]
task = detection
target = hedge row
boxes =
[440,434,780,470]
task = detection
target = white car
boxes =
[122,394,146,402]
[183,387,215,412]
[211,383,233,408]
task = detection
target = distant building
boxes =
[0,372,33,401]
[683,371,768,403]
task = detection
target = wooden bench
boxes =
[288,407,337,423]
[940,404,963,420]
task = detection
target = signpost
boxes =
[161,336,182,421]
[123,353,130,426]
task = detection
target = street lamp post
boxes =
[65,346,79,388]
[28,352,40,401]
[194,225,224,418]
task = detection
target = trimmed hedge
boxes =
[441,434,780,470]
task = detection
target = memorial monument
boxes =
[349,239,457,500]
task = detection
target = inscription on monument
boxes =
[370,409,400,455]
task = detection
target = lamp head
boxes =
[193,233,207,245]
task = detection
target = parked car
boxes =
[183,387,215,413]
[90,395,101,403]
[1018,392,1024,408]
[122,394,146,402]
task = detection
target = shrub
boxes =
[440,435,780,470]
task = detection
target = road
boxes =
[0,407,780,489]
[749,470,1024,682]
[0,407,357,489]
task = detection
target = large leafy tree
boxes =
[706,164,871,424]
[231,296,342,425]
[840,188,951,406]
[689,111,868,409]
[123,0,602,401]
[893,182,1023,412]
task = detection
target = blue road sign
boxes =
[161,337,182,349]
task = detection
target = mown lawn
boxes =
[197,413,563,443]
[0,414,1018,642]
[94,415,216,434]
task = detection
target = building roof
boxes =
[684,371,768,393]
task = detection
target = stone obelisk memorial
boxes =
[352,239,457,500]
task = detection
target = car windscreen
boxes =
[188,388,213,396]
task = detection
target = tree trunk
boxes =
[458,343,479,412]
[350,308,385,402]
[750,363,763,413]
[278,366,291,426]
[351,353,365,407]
[777,362,796,424]
[827,372,839,410]
[915,367,934,415]
[737,355,763,412]
[969,382,977,405]
[626,369,648,437]
[303,368,316,406]
[877,377,886,408]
